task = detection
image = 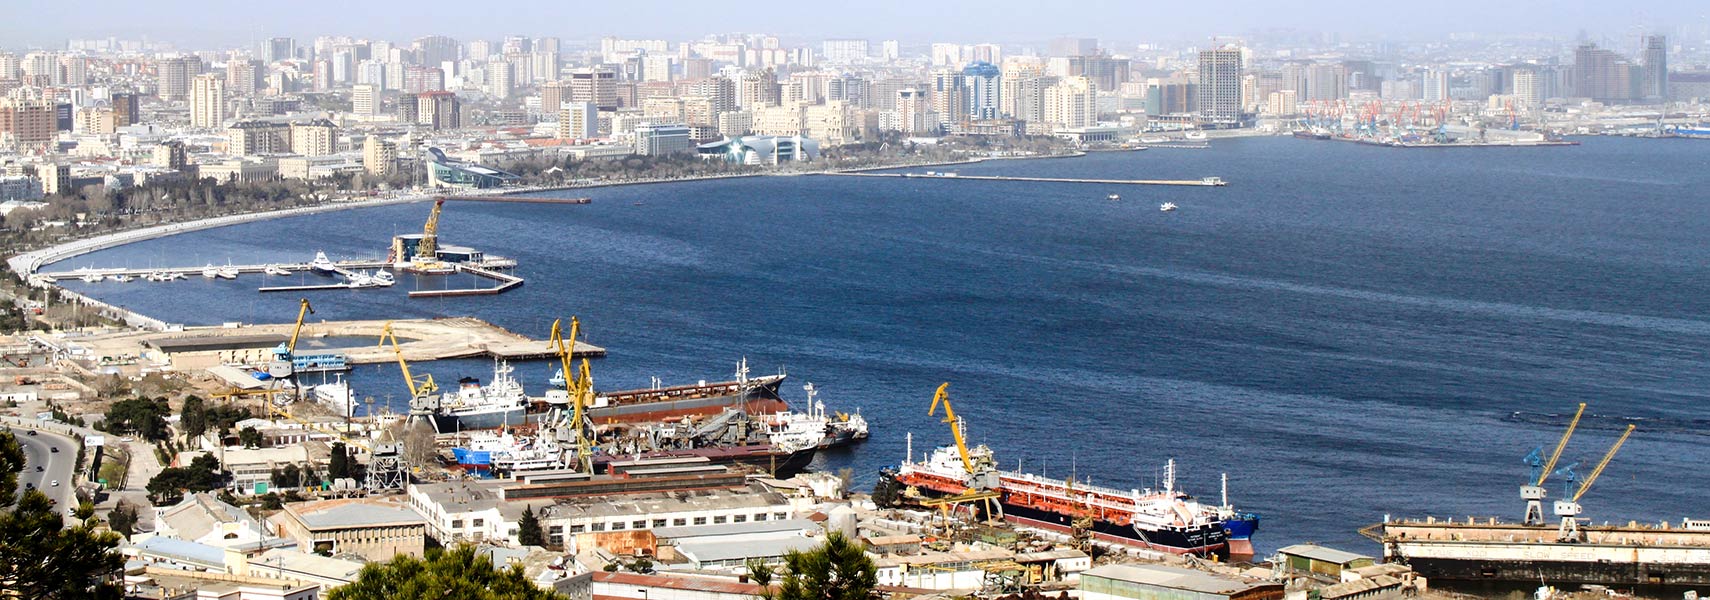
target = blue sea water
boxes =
[53,136,1710,554]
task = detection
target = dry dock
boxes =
[830,172,1227,186]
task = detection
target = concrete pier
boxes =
[829,172,1227,186]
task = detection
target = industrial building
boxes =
[1081,564,1283,600]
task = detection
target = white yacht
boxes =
[111,274,133,283]
[215,265,239,279]
[80,272,105,283]
[372,271,395,286]
[309,251,338,274]
[314,375,357,418]
[346,271,375,287]
[263,264,291,276]
[1160,202,1179,212]
[1107,193,1121,201]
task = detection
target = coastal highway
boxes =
[8,426,79,509]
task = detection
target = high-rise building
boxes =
[895,88,932,134]
[416,91,460,130]
[881,40,901,61]
[225,121,291,155]
[413,35,460,66]
[557,102,598,139]
[533,51,561,82]
[487,59,514,99]
[1048,37,1097,58]
[1304,63,1348,101]
[110,92,140,126]
[539,81,568,115]
[737,69,780,109]
[158,55,202,101]
[363,136,396,176]
[404,66,444,93]
[931,69,967,128]
[569,68,618,110]
[930,43,964,67]
[821,39,869,62]
[1422,70,1450,103]
[266,37,296,63]
[190,74,227,129]
[290,119,337,156]
[153,141,188,170]
[1574,43,1635,103]
[352,84,380,117]
[468,40,493,62]
[962,62,1001,120]
[687,76,737,115]
[0,98,55,150]
[1045,76,1096,129]
[1642,35,1667,101]
[226,59,261,96]
[1068,53,1130,93]
[632,122,692,156]
[1512,68,1541,108]
[1196,46,1244,128]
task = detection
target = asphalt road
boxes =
[9,426,78,509]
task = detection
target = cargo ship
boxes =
[592,443,817,479]
[430,359,530,432]
[546,358,788,423]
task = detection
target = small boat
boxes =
[112,274,133,283]
[1107,193,1121,201]
[263,264,290,276]
[1184,131,1208,140]
[372,271,395,286]
[80,273,105,283]
[143,271,166,282]
[164,272,187,281]
[201,265,220,279]
[346,271,375,288]
[309,251,338,274]
[1139,136,1170,144]
[1160,202,1178,212]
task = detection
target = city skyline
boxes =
[2,0,1707,49]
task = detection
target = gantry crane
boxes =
[1554,424,1636,541]
[1521,402,1585,525]
[378,321,438,417]
[549,317,595,473]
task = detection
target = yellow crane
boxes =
[928,383,974,475]
[416,198,445,265]
[550,317,594,472]
[1521,402,1586,525]
[1554,423,1637,540]
[923,382,1001,526]
[286,298,314,355]
[378,321,437,400]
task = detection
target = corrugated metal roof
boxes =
[1276,544,1371,565]
[1083,563,1276,596]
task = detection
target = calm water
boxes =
[55,137,1710,554]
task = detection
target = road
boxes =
[8,425,78,509]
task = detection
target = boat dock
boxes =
[408,265,524,298]
[440,195,592,204]
[830,172,1227,186]
[36,259,391,280]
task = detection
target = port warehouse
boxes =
[1081,564,1283,600]
[144,334,293,370]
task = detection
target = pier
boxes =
[408,265,524,298]
[440,195,592,204]
[830,172,1227,186]
[39,258,524,299]
[70,317,606,367]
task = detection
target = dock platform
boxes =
[830,172,1227,186]
[440,195,592,204]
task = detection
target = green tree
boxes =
[107,501,139,537]
[328,442,350,480]
[0,430,23,506]
[0,431,124,598]
[517,505,544,547]
[238,427,262,448]
[327,545,566,600]
[746,558,776,587]
[774,532,876,600]
[102,397,171,441]
[179,396,207,438]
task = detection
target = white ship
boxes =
[452,429,565,474]
[200,265,220,279]
[430,359,531,432]
[372,271,395,286]
[313,375,357,418]
[263,264,291,276]
[216,265,238,279]
[765,383,868,450]
[309,251,338,274]
[1160,202,1178,212]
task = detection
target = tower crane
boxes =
[1555,424,1636,541]
[549,317,594,473]
[1521,403,1585,525]
[378,321,438,416]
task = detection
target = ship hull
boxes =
[1000,501,1229,556]
[1381,520,1710,593]
[584,378,788,423]
[597,446,817,479]
[1404,557,1710,594]
[1224,514,1260,556]
[433,407,529,433]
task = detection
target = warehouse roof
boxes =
[1084,564,1278,596]
[1276,544,1371,565]
[148,334,288,353]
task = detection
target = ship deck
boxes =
[1376,517,1710,547]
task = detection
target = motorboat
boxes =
[1107,193,1121,201]
[372,271,395,286]
[112,274,132,283]
[263,264,290,276]
[1160,202,1179,212]
[80,272,105,283]
[216,265,239,279]
[309,251,338,274]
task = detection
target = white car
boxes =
[50,480,59,487]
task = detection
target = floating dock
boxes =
[831,172,1227,186]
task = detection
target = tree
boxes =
[179,396,207,438]
[517,506,544,547]
[102,397,171,441]
[328,545,566,600]
[328,442,350,480]
[774,532,876,600]
[147,453,229,504]
[0,431,124,598]
[108,501,139,537]
[746,558,776,587]
[870,474,903,509]
[238,427,262,448]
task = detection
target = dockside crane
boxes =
[1521,402,1585,525]
[921,383,1002,527]
[549,317,595,473]
[378,321,438,417]
[1555,424,1636,541]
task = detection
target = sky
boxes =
[2,0,1704,49]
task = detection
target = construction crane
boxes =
[549,317,594,473]
[378,321,437,414]
[1554,424,1636,541]
[1521,402,1586,525]
[417,198,444,263]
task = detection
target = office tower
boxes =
[557,102,598,139]
[158,55,202,101]
[412,35,460,66]
[0,98,55,150]
[1642,35,1667,100]
[1197,46,1244,127]
[962,62,1001,120]
[931,69,967,128]
[1045,76,1096,128]
[110,92,140,126]
[226,59,261,96]
[363,136,396,176]
[468,40,493,62]
[1573,43,1634,103]
[821,39,869,62]
[1048,37,1098,58]
[416,91,460,129]
[351,84,380,117]
[881,41,900,60]
[190,74,227,129]
[569,68,618,110]
[737,69,780,109]
[1422,70,1450,102]
[266,37,296,62]
[290,119,337,156]
[1512,68,1541,108]
[930,43,964,67]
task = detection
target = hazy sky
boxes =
[3,0,1703,49]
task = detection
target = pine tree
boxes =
[328,545,564,600]
[774,531,877,600]
[517,505,545,547]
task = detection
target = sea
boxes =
[51,136,1710,555]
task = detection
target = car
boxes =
[24,483,33,490]
[26,430,36,436]
[49,447,58,453]
[35,466,43,472]
[50,480,59,487]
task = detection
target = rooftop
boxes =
[678,536,820,563]
[592,570,768,596]
[283,498,427,530]
[1083,563,1278,596]
[651,517,818,541]
[538,483,789,521]
[147,333,288,353]
[1276,544,1372,565]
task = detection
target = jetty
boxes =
[69,317,605,367]
[38,258,523,298]
[440,195,592,204]
[831,172,1227,186]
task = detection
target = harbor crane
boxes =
[923,383,1003,525]
[1555,424,1636,541]
[549,317,595,473]
[378,321,438,416]
[1521,403,1585,525]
